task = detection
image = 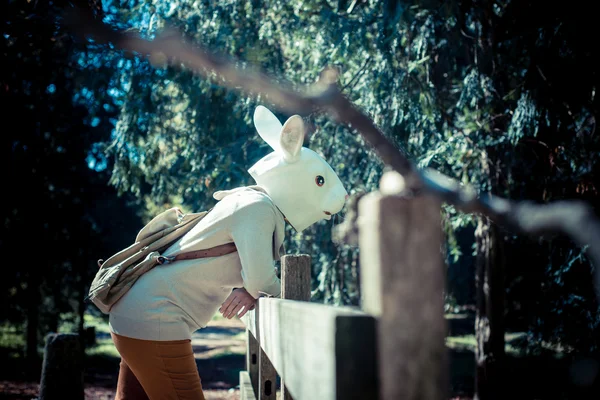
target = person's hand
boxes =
[219,288,256,319]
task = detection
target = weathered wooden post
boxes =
[280,255,311,400]
[281,255,312,302]
[259,344,277,400]
[358,171,448,400]
[246,330,259,396]
[243,254,311,400]
[39,333,84,400]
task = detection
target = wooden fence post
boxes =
[259,344,276,400]
[247,330,259,396]
[39,333,84,400]
[280,255,311,400]
[255,254,311,400]
[358,179,448,400]
[281,255,311,302]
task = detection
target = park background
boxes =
[2,0,599,399]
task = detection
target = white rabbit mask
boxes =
[248,106,348,232]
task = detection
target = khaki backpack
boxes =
[88,207,211,314]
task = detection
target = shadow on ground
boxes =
[196,353,245,390]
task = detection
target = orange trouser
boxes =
[111,332,206,400]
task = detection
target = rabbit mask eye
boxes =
[315,175,325,187]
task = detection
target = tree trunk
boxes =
[474,217,505,400]
[26,272,42,379]
[78,261,88,349]
[48,280,61,334]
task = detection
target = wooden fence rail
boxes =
[33,178,446,400]
[240,184,447,400]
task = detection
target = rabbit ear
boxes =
[279,115,304,162]
[254,105,283,152]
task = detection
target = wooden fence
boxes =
[240,189,448,400]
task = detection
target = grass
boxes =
[83,311,247,359]
[84,312,112,335]
[0,322,25,350]
[86,338,120,358]
[445,332,528,356]
[2,312,595,399]
[0,311,569,380]
[0,313,119,362]
[2,312,564,360]
[0,311,555,361]
[83,313,119,359]
[0,322,25,363]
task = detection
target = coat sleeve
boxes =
[229,201,281,299]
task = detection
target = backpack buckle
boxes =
[156,255,175,265]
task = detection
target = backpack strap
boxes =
[156,242,237,265]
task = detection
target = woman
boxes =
[108,106,348,399]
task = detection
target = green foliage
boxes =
[87,0,600,351]
[4,0,599,360]
[0,323,25,353]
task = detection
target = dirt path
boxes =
[190,317,246,398]
[1,317,247,400]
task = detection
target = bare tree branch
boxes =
[422,169,600,262]
[63,7,600,298]
[63,7,418,180]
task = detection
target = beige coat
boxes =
[108,186,285,340]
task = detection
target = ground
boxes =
[2,313,599,399]
[0,315,248,400]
